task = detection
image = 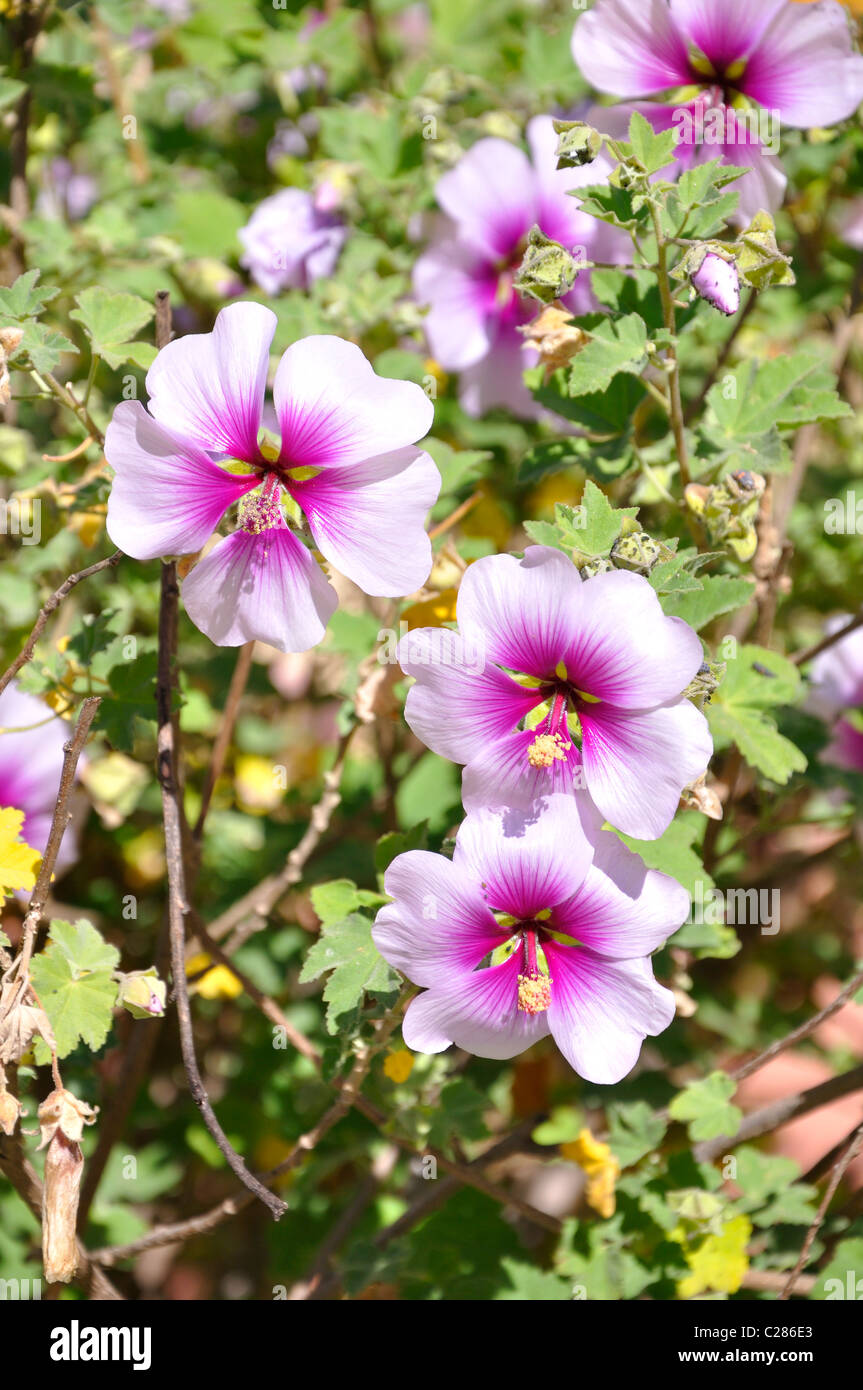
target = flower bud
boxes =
[611,531,663,574]
[552,119,603,169]
[690,251,740,316]
[115,967,166,1019]
[514,226,577,305]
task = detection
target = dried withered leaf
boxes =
[37,1087,98,1285]
[0,985,56,1066]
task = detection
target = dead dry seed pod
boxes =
[0,1066,22,1136]
[37,1087,98,1285]
[0,325,24,407]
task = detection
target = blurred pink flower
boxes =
[412,116,626,417]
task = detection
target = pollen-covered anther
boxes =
[238,485,284,536]
[527,731,569,768]
[517,973,552,1014]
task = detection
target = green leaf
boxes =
[532,1106,584,1146]
[619,811,713,899]
[607,1101,667,1168]
[0,270,60,321]
[533,479,638,560]
[496,1258,573,1301]
[705,353,852,441]
[628,110,678,175]
[18,321,77,374]
[310,879,363,924]
[374,821,428,876]
[424,437,488,501]
[299,913,399,1033]
[668,1071,742,1142]
[564,314,649,396]
[427,1079,489,1147]
[811,1240,863,1299]
[707,644,807,784]
[31,919,120,1060]
[659,574,754,630]
[70,288,156,370]
[98,650,159,752]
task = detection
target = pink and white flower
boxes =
[572,0,863,220]
[413,116,625,417]
[0,682,80,877]
[106,303,440,653]
[238,187,347,295]
[809,616,863,774]
[398,546,712,839]
[373,796,685,1082]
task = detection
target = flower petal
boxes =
[274,335,434,470]
[456,547,584,678]
[563,570,704,707]
[402,953,550,1059]
[736,0,863,127]
[290,447,440,597]
[553,830,690,959]
[146,301,275,461]
[580,698,713,839]
[413,237,495,371]
[453,797,594,920]
[181,524,337,653]
[544,946,675,1084]
[399,627,537,764]
[373,851,503,988]
[571,0,692,98]
[434,137,538,262]
[669,0,786,74]
[105,401,257,560]
[461,727,586,815]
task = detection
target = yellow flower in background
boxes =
[383,1049,414,1083]
[560,1127,620,1219]
[401,588,458,630]
[69,507,106,548]
[186,953,243,1000]
[0,807,41,895]
[460,482,512,551]
[235,754,284,814]
[676,1214,752,1298]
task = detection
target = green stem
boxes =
[649,203,691,490]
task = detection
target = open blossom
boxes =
[238,187,347,295]
[398,546,712,840]
[572,0,863,220]
[373,796,686,1082]
[0,683,80,877]
[809,617,863,773]
[106,303,439,653]
[413,116,625,417]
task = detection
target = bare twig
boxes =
[780,1119,863,1300]
[3,695,101,1001]
[0,552,122,699]
[192,641,254,841]
[206,719,360,947]
[650,204,690,489]
[158,557,286,1220]
[694,1062,863,1163]
[792,607,863,668]
[729,964,863,1086]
